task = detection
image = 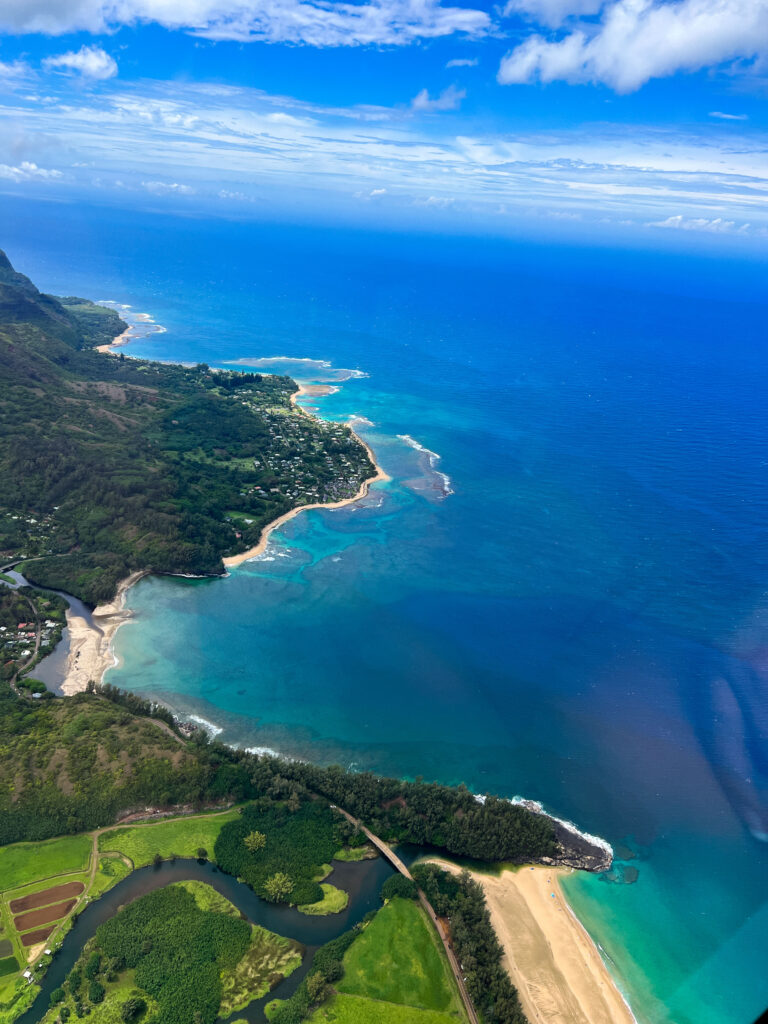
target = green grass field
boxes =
[308,993,463,1024]
[176,880,240,916]
[338,899,465,1019]
[90,857,131,898]
[97,810,241,867]
[298,884,349,916]
[0,836,92,891]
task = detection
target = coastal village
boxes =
[0,585,66,687]
[204,378,373,546]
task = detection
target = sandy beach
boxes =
[96,326,132,354]
[223,383,389,567]
[57,571,147,696]
[425,860,636,1024]
[57,381,387,686]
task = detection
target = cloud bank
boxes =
[498,0,768,92]
[0,0,490,46]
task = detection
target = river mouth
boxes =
[16,855,394,1024]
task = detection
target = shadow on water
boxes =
[17,855,394,1024]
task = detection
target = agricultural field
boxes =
[0,833,94,1013]
[0,836,91,892]
[337,898,466,1021]
[97,809,241,867]
[0,838,131,1019]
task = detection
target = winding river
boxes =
[17,855,394,1024]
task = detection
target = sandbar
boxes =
[425,859,636,1024]
[57,571,147,696]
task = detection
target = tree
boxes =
[243,830,266,853]
[88,980,105,1004]
[263,871,293,902]
[50,987,65,1006]
[120,996,146,1022]
[84,952,101,980]
[153,852,163,867]
[196,847,208,860]
[381,874,417,901]
[287,790,301,813]
[306,972,327,1004]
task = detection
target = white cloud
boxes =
[498,0,768,92]
[709,110,748,120]
[2,74,768,235]
[646,214,750,233]
[141,180,195,194]
[411,84,466,111]
[0,0,490,47]
[445,57,478,67]
[0,161,62,181]
[0,59,30,80]
[44,45,117,79]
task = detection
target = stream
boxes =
[16,855,394,1024]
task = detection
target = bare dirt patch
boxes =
[14,899,75,932]
[10,882,84,914]
[20,927,55,948]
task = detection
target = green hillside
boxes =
[0,249,373,604]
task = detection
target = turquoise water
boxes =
[5,199,767,1024]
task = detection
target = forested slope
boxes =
[0,249,373,604]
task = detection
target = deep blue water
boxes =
[4,198,767,1024]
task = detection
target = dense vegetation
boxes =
[214,799,340,906]
[412,864,528,1024]
[268,928,361,1024]
[57,886,251,1024]
[56,298,128,350]
[0,686,557,865]
[0,249,373,604]
[0,690,207,845]
[267,762,558,863]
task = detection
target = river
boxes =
[16,855,394,1024]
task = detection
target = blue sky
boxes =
[1,0,767,244]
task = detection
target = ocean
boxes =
[5,198,767,1024]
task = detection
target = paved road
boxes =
[334,806,480,1024]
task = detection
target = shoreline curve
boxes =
[422,858,637,1024]
[222,381,389,568]
[56,381,388,692]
